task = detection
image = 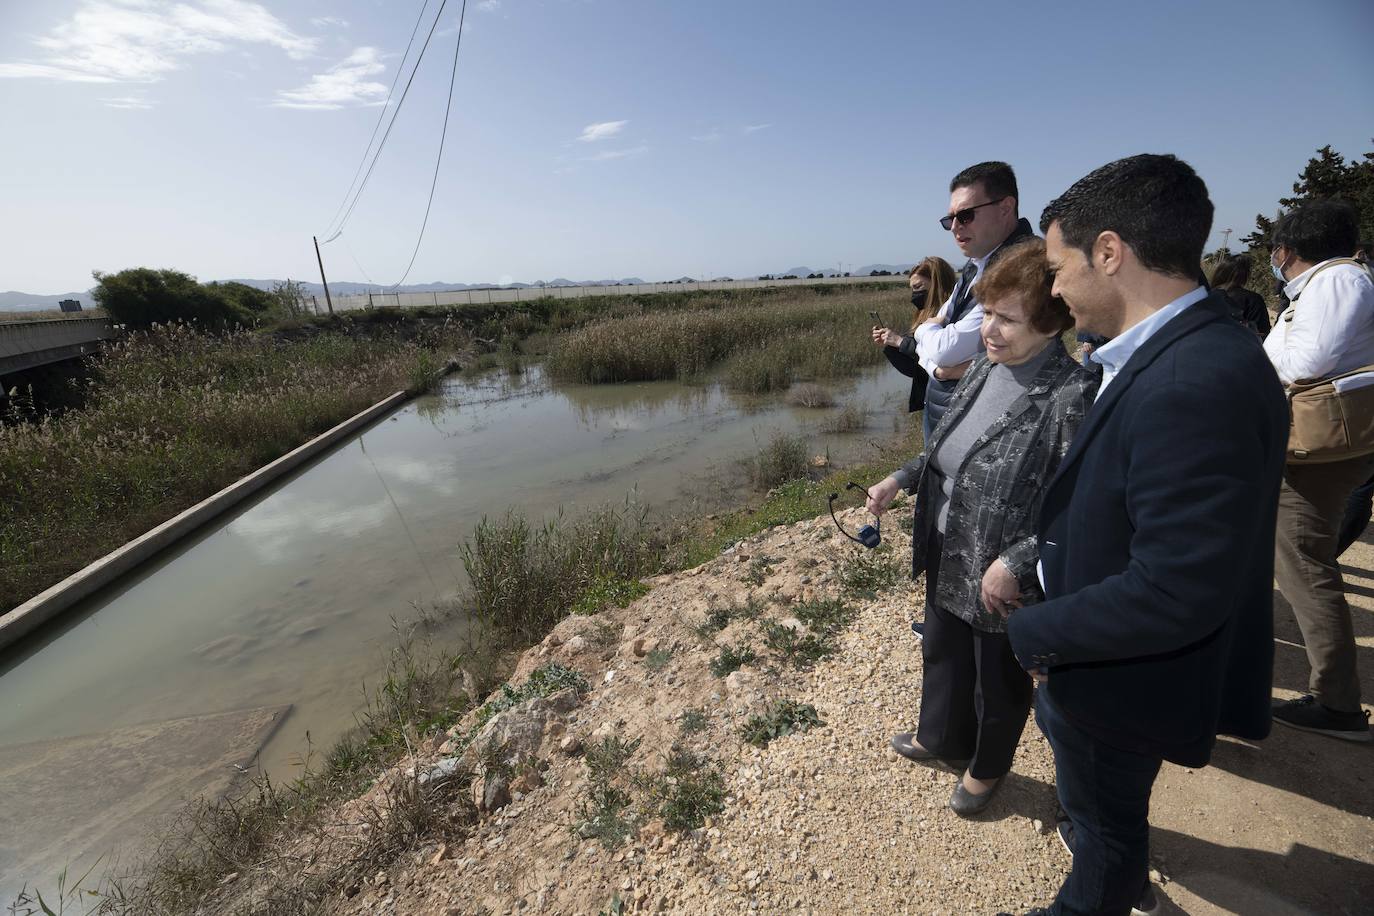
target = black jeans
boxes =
[915,531,1033,779]
[1037,690,1162,916]
[1337,471,1374,557]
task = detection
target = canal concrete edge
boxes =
[0,389,414,652]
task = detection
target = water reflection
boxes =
[0,361,911,900]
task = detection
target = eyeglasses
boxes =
[940,197,1006,231]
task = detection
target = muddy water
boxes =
[0,364,912,898]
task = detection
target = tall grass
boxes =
[460,501,663,644]
[0,321,468,611]
[546,287,896,391]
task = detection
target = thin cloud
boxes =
[691,129,722,143]
[577,120,627,143]
[310,16,349,28]
[273,47,387,110]
[0,0,317,84]
[743,123,772,133]
[582,145,648,162]
[476,0,503,10]
[101,95,156,109]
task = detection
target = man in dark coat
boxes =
[1002,155,1288,916]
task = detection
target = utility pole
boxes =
[312,236,335,316]
[1220,228,1232,252]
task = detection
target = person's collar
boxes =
[1090,285,1208,374]
[1283,259,1328,300]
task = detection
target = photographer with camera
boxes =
[864,239,1096,816]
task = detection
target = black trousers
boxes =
[916,532,1033,779]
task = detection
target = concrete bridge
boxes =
[0,318,118,379]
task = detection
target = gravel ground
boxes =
[322,502,1373,916]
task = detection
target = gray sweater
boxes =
[928,345,1053,532]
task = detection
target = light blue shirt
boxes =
[1090,286,1209,400]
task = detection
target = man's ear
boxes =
[1094,230,1125,276]
[1001,195,1018,220]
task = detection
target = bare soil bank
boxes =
[206,502,1374,915]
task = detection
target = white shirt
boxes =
[1262,259,1374,385]
[1091,285,1210,400]
[913,250,993,375]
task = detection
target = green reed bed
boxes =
[545,287,902,391]
[0,321,468,612]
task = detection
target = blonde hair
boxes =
[909,256,956,330]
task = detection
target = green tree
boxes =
[92,268,249,330]
[271,279,311,318]
[1242,141,1374,250]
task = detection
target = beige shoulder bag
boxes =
[1284,258,1374,464]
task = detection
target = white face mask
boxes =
[1271,248,1290,284]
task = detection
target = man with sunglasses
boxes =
[914,161,1036,444]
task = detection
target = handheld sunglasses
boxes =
[939,196,1006,231]
[827,481,882,549]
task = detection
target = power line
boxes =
[389,0,468,289]
[320,0,433,241]
[321,0,452,244]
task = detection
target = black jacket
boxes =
[924,218,1038,423]
[1218,286,1272,337]
[882,339,929,412]
[1006,292,1288,767]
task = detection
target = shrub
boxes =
[751,430,811,489]
[709,642,757,678]
[820,402,869,434]
[787,383,835,408]
[740,700,826,748]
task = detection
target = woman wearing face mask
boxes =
[864,240,1097,816]
[872,257,957,413]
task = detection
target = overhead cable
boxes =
[321,0,451,244]
[389,0,468,289]
[320,0,433,241]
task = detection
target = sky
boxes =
[1,0,1372,294]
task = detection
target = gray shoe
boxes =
[890,733,968,770]
[949,776,1001,817]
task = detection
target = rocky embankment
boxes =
[216,500,1374,915]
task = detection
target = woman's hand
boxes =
[981,559,1022,617]
[872,327,903,348]
[865,475,901,517]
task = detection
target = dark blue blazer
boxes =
[1006,292,1288,767]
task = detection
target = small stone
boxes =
[559,735,582,755]
[633,636,659,657]
[511,769,544,794]
[430,843,448,866]
[1033,818,1045,833]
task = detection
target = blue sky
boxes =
[1,0,1371,293]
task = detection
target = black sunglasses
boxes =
[939,197,1006,231]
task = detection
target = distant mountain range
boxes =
[1,265,913,311]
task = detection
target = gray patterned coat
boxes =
[897,338,1097,632]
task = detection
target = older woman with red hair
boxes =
[865,240,1098,816]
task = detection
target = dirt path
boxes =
[319,503,1372,915]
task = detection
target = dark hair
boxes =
[1272,199,1360,263]
[950,161,1018,209]
[1209,255,1251,290]
[974,238,1074,334]
[1040,154,1213,279]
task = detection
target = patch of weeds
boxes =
[693,596,766,640]
[750,429,811,489]
[762,618,835,668]
[644,647,673,672]
[678,708,709,735]
[571,574,650,616]
[819,401,869,434]
[787,382,835,408]
[574,782,636,849]
[462,662,589,749]
[839,545,903,598]
[585,735,643,782]
[598,894,627,916]
[709,642,758,678]
[652,749,726,832]
[740,700,826,748]
[590,618,621,648]
[743,558,771,587]
[792,596,856,635]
